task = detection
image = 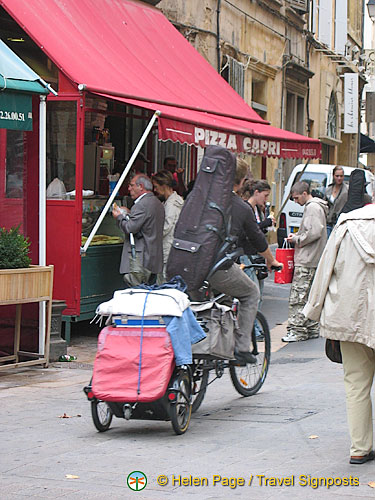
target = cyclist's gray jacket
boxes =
[288,198,328,268]
[303,204,375,348]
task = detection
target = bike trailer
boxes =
[92,325,175,402]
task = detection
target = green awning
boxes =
[0,39,50,130]
[0,74,49,94]
[0,39,49,95]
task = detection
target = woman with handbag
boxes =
[303,190,375,464]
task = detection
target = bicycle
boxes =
[190,261,276,413]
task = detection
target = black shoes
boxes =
[234,350,257,364]
[350,451,375,464]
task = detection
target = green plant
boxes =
[0,226,31,269]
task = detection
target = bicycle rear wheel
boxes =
[229,311,271,396]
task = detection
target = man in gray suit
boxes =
[112,174,165,286]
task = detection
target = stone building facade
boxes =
[157,0,364,207]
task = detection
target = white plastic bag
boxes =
[46,178,66,198]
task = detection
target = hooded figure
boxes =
[303,202,375,464]
[340,169,367,215]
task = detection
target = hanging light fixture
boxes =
[367,0,375,20]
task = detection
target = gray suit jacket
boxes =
[117,192,165,274]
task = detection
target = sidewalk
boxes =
[1,325,375,499]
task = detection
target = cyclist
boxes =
[208,159,282,364]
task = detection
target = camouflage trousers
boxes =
[287,266,319,338]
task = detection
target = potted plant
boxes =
[0,225,53,309]
[0,226,54,370]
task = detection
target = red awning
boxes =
[96,93,321,159]
[1,0,321,159]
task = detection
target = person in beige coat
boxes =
[152,170,184,278]
[303,199,375,464]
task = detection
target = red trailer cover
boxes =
[92,326,175,402]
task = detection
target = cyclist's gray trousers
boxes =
[209,262,260,352]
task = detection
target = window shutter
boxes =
[335,0,347,54]
[318,0,332,47]
[311,0,317,34]
[287,0,308,12]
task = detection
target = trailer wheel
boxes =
[91,400,113,432]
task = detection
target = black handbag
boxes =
[325,339,342,364]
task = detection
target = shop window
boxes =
[6,130,25,199]
[46,101,77,198]
[155,139,197,185]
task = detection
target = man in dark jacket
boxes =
[209,160,282,364]
[112,174,164,287]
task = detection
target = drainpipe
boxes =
[306,39,311,133]
[278,54,287,214]
[217,0,221,73]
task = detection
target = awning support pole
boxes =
[81,110,161,254]
[39,95,47,354]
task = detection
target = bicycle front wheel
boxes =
[229,311,271,396]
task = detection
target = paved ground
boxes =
[1,276,375,499]
[2,323,375,499]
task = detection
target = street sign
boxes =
[344,73,358,134]
[0,91,32,131]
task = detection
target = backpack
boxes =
[166,145,236,291]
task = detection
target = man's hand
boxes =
[112,203,129,219]
[266,258,283,271]
[286,233,295,243]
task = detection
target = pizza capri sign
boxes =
[158,118,321,159]
[194,127,281,156]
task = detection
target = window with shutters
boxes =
[221,55,245,98]
[286,92,305,134]
[327,92,338,138]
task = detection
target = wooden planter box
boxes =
[0,265,54,370]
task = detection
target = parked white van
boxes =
[277,164,374,245]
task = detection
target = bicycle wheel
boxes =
[170,371,192,435]
[229,311,271,396]
[91,400,113,432]
[191,363,209,413]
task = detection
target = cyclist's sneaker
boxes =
[282,332,308,342]
[308,331,319,339]
[255,333,265,342]
[234,350,257,364]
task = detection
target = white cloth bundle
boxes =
[96,288,190,318]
